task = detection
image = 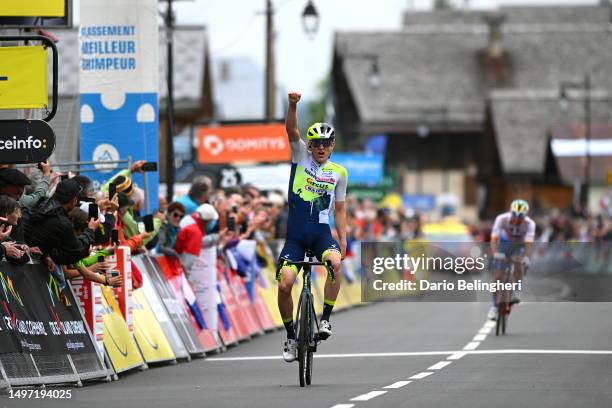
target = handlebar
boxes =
[282,260,329,267]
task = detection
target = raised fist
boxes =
[288,92,301,104]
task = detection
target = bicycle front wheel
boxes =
[298,292,310,387]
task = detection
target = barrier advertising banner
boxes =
[145,257,206,356]
[0,263,96,355]
[70,277,105,358]
[79,0,159,210]
[100,286,145,373]
[132,256,189,360]
[132,289,176,364]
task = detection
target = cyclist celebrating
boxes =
[278,91,348,362]
[488,199,535,320]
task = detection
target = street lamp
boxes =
[559,73,591,213]
[368,59,381,89]
[417,107,449,192]
[302,0,319,40]
[417,124,429,138]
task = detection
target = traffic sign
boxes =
[0,45,48,109]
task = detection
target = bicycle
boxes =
[495,257,521,336]
[281,251,333,387]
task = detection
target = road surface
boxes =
[5,300,611,408]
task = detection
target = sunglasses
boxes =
[171,211,184,218]
[310,139,333,148]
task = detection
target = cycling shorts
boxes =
[493,239,526,270]
[278,222,340,278]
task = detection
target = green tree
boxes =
[302,75,344,149]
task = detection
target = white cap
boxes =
[195,203,218,221]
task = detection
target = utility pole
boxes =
[165,0,176,202]
[265,0,275,121]
[583,73,591,213]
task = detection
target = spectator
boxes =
[0,196,28,262]
[64,209,122,288]
[157,201,185,259]
[19,161,52,208]
[25,179,100,266]
[74,174,117,245]
[0,168,31,202]
[0,168,32,242]
[114,192,150,253]
[175,203,225,336]
[177,175,212,215]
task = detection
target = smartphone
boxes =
[111,270,119,278]
[231,204,238,214]
[0,216,11,229]
[108,183,116,200]
[143,214,154,232]
[97,255,105,263]
[88,203,99,220]
[141,162,158,172]
[60,173,69,181]
[111,229,119,245]
[227,216,236,231]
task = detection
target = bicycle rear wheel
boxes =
[496,304,504,336]
[298,292,310,387]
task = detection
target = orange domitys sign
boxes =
[197,123,290,164]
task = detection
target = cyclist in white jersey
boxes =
[488,199,536,320]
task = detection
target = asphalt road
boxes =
[3,300,612,408]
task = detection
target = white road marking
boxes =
[350,391,387,401]
[384,381,412,389]
[314,351,451,359]
[206,349,612,362]
[409,372,433,380]
[324,313,612,408]
[448,352,467,360]
[428,361,452,370]
[468,349,612,355]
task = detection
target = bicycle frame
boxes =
[288,257,332,348]
[495,260,519,336]
[279,254,333,386]
[294,264,319,350]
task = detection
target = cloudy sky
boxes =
[72,0,597,99]
[169,0,596,99]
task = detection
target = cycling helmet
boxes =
[510,199,529,217]
[306,122,335,140]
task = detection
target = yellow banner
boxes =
[132,289,176,363]
[0,0,65,17]
[101,287,145,373]
[0,46,48,109]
